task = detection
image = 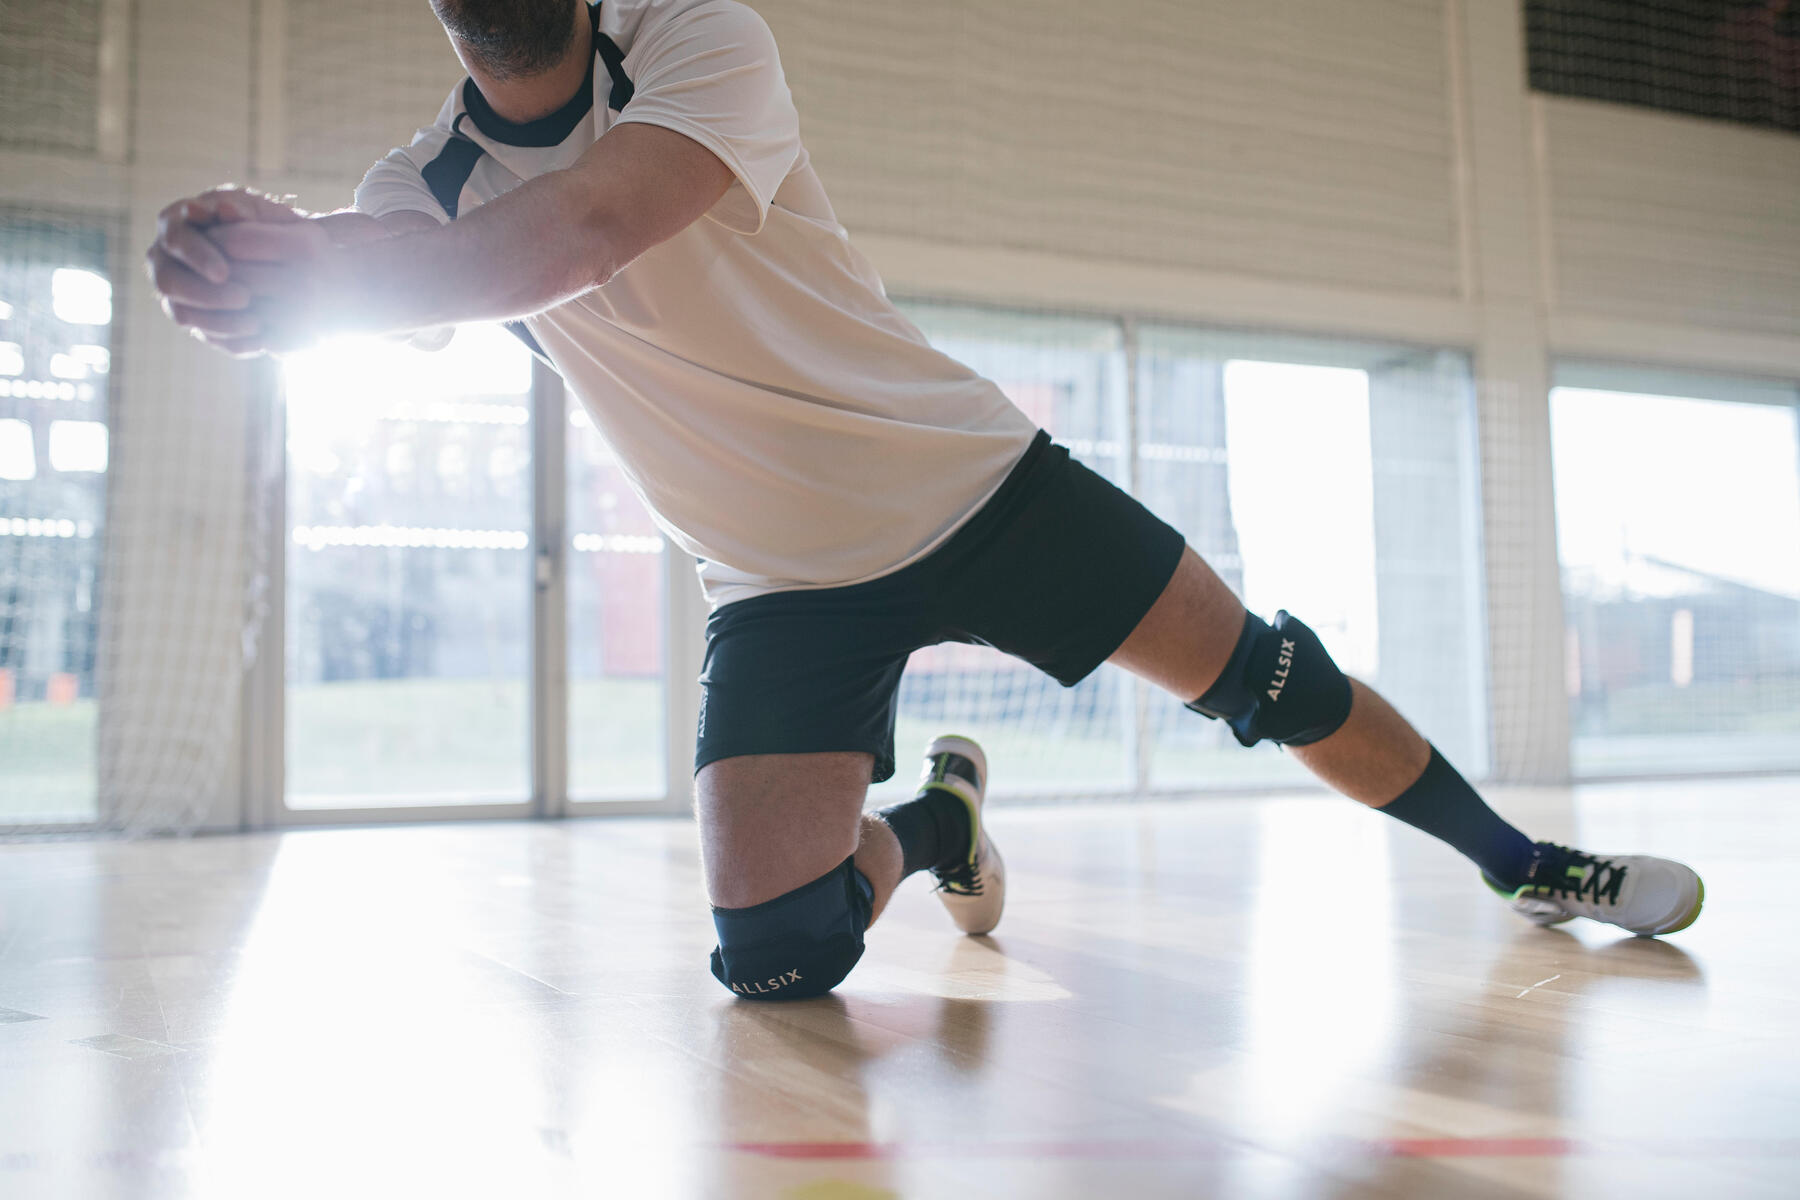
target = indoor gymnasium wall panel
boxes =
[0,0,103,155]
[754,0,1463,297]
[283,0,467,189]
[1544,96,1800,339]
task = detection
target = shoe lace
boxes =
[935,859,982,896]
[1536,848,1627,907]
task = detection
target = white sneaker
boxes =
[919,736,1005,936]
[1485,842,1704,937]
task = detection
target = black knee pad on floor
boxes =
[1185,610,1353,748]
[709,857,874,1000]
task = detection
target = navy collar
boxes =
[460,4,601,147]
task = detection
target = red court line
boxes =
[730,1137,1800,1161]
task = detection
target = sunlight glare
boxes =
[285,325,532,428]
[1223,361,1380,677]
[50,268,111,326]
[1551,387,1800,600]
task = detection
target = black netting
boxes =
[1527,1,1800,132]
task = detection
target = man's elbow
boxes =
[568,209,623,293]
[549,180,627,296]
[576,244,622,294]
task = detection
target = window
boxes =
[567,396,667,800]
[875,303,1134,801]
[0,217,110,826]
[266,301,1498,815]
[876,308,1490,799]
[283,326,534,808]
[1137,328,1490,787]
[1552,365,1800,775]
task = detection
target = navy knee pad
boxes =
[709,857,874,1001]
[1185,610,1353,747]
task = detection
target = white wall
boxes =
[759,0,1465,297]
[1,0,1796,823]
[1543,95,1800,349]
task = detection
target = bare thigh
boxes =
[695,751,874,909]
[1107,546,1247,700]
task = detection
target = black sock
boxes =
[876,789,972,878]
[1379,747,1537,889]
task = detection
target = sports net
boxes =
[1527,0,1800,133]
[0,216,111,826]
[0,205,262,835]
[1,0,267,835]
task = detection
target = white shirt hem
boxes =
[700,431,1039,610]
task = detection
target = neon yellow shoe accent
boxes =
[1482,874,1524,901]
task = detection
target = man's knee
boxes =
[709,857,874,1000]
[1185,609,1352,747]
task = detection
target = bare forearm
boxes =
[329,171,616,335]
[314,209,436,246]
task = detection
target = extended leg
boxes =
[1114,546,1703,935]
[1110,548,1534,887]
[1110,549,1435,803]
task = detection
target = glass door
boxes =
[281,326,536,814]
[872,303,1135,804]
[1135,328,1490,788]
[565,395,669,803]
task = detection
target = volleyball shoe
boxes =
[918,736,1006,936]
[1485,842,1704,936]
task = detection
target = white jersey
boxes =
[354,0,1037,607]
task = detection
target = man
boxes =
[147,0,1703,1000]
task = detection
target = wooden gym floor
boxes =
[1,777,1796,1199]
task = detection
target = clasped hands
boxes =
[145,187,358,357]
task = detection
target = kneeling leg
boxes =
[697,752,899,1000]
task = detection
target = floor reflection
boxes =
[4,785,1796,1199]
[1241,799,1396,1141]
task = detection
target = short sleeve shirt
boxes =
[355,0,1038,607]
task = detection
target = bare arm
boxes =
[314,209,442,245]
[209,122,733,352]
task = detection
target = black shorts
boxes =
[695,431,1187,782]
